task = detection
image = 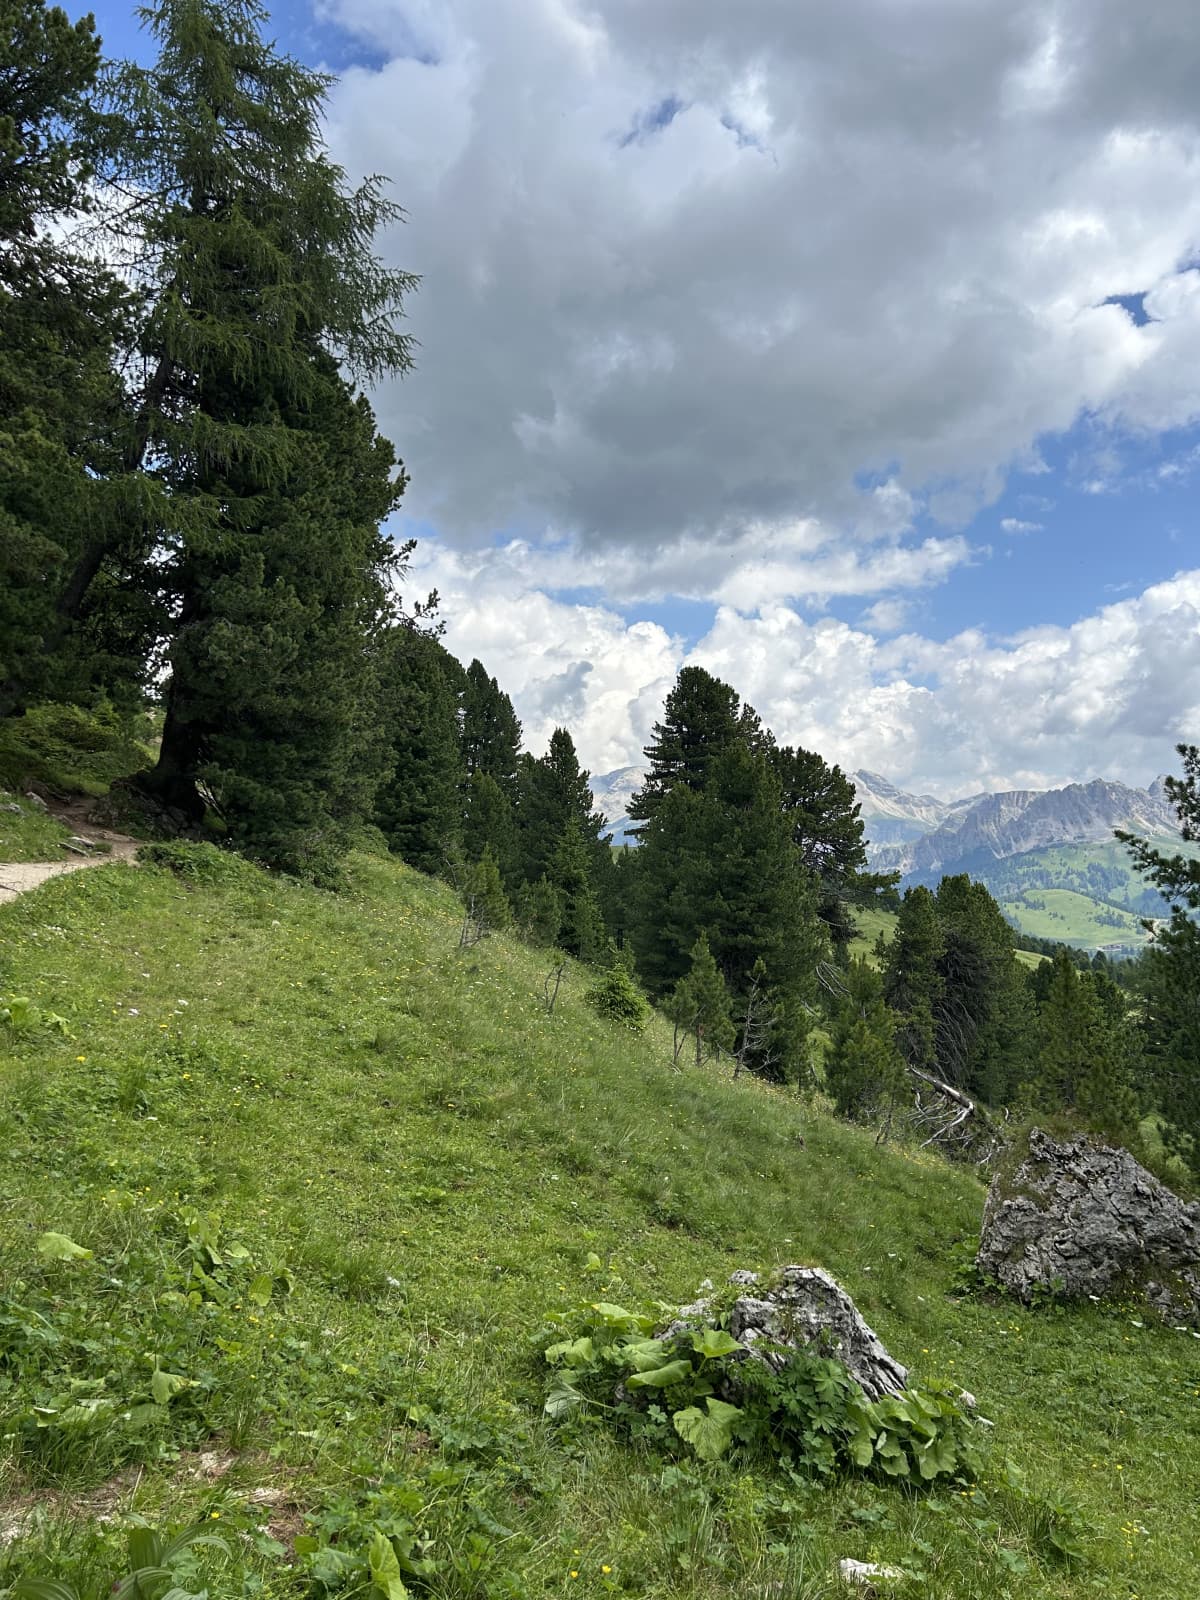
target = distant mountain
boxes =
[856,771,1185,953]
[593,761,1187,950]
[589,765,644,845]
[860,775,1179,878]
[851,769,977,847]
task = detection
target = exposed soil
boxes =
[0,796,140,904]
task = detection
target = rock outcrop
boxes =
[666,1265,909,1402]
[976,1129,1200,1322]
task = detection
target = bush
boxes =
[137,840,262,888]
[0,701,156,795]
[584,965,650,1031]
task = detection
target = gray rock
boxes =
[23,791,48,810]
[976,1128,1200,1322]
[836,1558,906,1591]
[1,802,21,814]
[666,1265,909,1402]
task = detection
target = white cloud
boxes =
[414,539,1200,795]
[324,0,1200,591]
[689,571,1200,795]
[1000,517,1043,535]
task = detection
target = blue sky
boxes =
[87,0,1200,793]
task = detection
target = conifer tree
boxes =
[548,816,607,963]
[825,958,907,1123]
[1031,950,1140,1142]
[668,933,735,1068]
[514,728,607,887]
[458,846,510,944]
[375,629,465,873]
[0,0,140,715]
[771,745,885,956]
[634,743,824,1079]
[463,771,517,885]
[514,876,563,947]
[934,875,1031,1102]
[461,660,522,802]
[628,666,744,828]
[1119,744,1200,1175]
[882,885,944,1076]
[91,0,415,873]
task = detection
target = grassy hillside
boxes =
[1,852,1196,1599]
[978,839,1199,921]
[997,888,1150,955]
[847,904,897,965]
[0,794,73,863]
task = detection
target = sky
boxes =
[90,0,1200,796]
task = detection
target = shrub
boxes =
[584,966,650,1031]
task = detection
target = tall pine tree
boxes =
[1118,744,1200,1174]
[96,0,415,875]
[375,629,466,873]
[461,660,522,802]
[627,666,744,829]
[0,0,141,716]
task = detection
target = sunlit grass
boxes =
[0,851,1196,1600]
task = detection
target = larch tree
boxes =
[92,0,416,877]
[0,0,140,716]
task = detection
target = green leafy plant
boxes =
[1,996,70,1037]
[541,1294,981,1483]
[13,1519,231,1600]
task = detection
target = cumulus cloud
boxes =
[415,537,1200,795]
[692,570,1200,796]
[325,0,1200,590]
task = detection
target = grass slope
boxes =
[998,888,1149,955]
[0,795,73,863]
[1,853,1197,1599]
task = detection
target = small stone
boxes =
[1,803,21,814]
[23,792,48,810]
[836,1557,906,1590]
[0,1509,30,1545]
[245,1486,287,1506]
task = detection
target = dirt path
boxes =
[0,801,141,904]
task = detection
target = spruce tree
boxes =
[934,875,1031,1102]
[462,771,517,885]
[375,629,465,873]
[627,666,744,828]
[882,885,944,1077]
[514,727,606,887]
[548,816,607,963]
[825,958,907,1123]
[634,743,824,1079]
[94,0,415,871]
[1031,950,1140,1143]
[1119,744,1200,1174]
[461,660,522,802]
[668,933,735,1068]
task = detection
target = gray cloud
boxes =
[324,0,1200,580]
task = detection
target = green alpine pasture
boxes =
[1,852,1197,1600]
[997,888,1149,956]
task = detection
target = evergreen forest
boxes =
[2,4,1200,1596]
